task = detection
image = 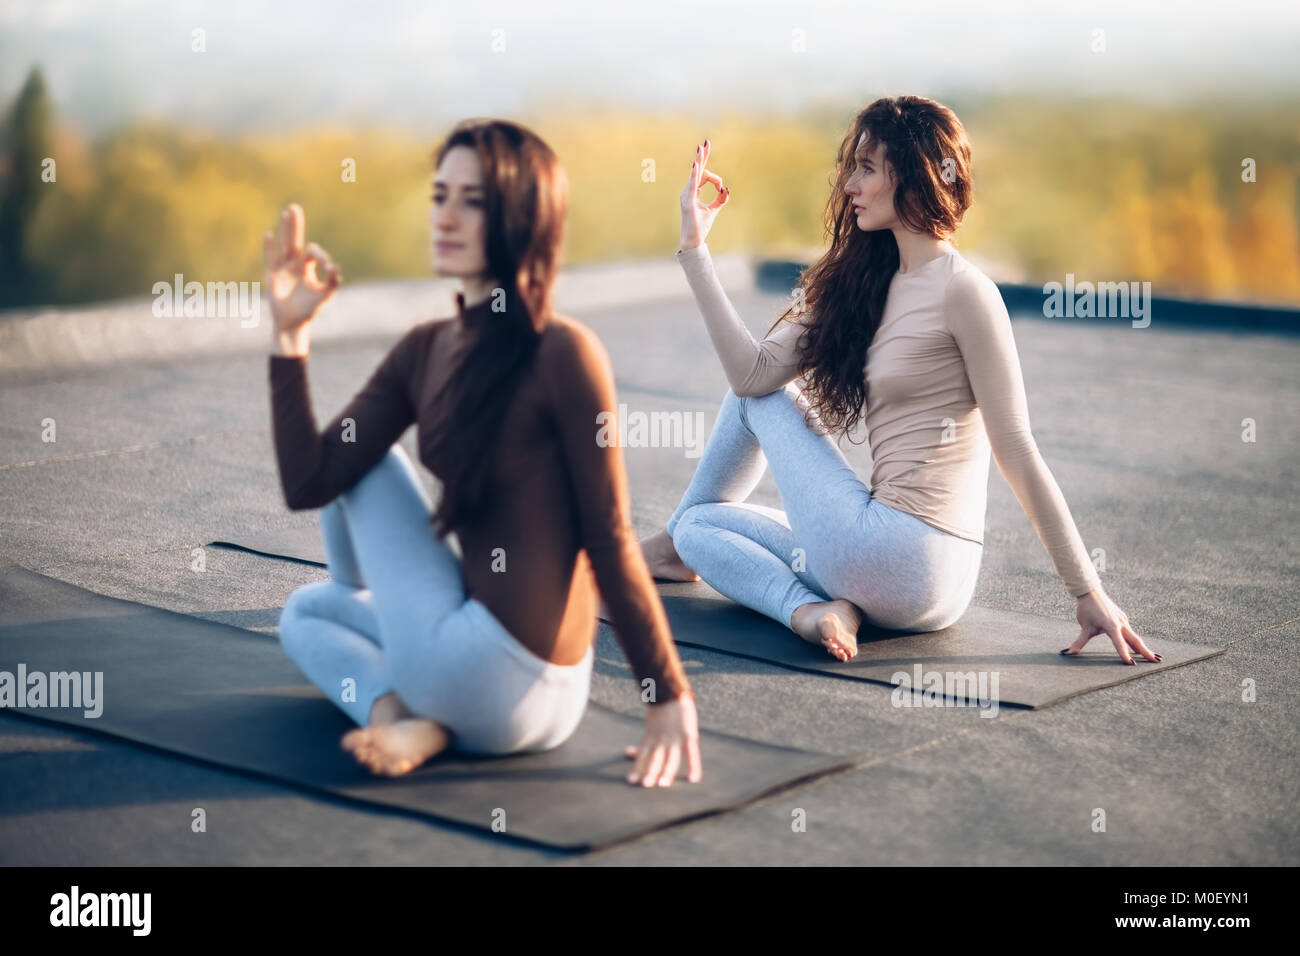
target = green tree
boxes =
[0,67,55,307]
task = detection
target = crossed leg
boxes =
[657,384,875,659]
[277,446,458,775]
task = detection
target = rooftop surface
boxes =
[1,270,1296,865]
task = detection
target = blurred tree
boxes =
[3,95,1296,309]
[1225,171,1300,302]
[0,67,55,307]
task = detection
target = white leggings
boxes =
[276,445,593,755]
[667,384,984,632]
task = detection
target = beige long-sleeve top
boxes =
[675,242,1101,599]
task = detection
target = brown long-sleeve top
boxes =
[268,292,691,704]
[676,242,1102,599]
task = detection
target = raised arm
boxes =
[537,320,691,705]
[268,327,421,510]
[944,269,1101,599]
[263,201,419,511]
[676,242,809,397]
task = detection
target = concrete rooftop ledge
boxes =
[0,251,757,377]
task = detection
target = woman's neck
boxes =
[459,277,500,310]
[892,231,954,274]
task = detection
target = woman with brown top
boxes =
[643,96,1158,669]
[266,119,701,787]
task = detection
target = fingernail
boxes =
[1059,648,1070,655]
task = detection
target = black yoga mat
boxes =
[0,555,857,851]
[206,526,1224,709]
[209,526,330,567]
[628,581,1225,710]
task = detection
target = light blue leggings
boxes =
[667,384,983,633]
[276,445,593,755]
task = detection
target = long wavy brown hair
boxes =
[767,95,974,440]
[425,119,568,535]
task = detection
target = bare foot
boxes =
[341,718,452,777]
[639,528,699,582]
[790,599,862,662]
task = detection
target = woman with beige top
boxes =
[642,95,1159,668]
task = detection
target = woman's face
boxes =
[430,145,490,277]
[843,133,898,232]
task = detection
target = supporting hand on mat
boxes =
[623,691,703,787]
[679,139,729,251]
[1062,588,1162,665]
[263,202,342,356]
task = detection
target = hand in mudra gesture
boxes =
[263,203,341,335]
[679,139,730,250]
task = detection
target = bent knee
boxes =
[282,580,334,618]
[278,579,355,642]
[669,505,731,561]
[736,381,801,409]
[670,504,711,544]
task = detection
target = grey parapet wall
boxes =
[756,260,1300,336]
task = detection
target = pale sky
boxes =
[1,0,1296,134]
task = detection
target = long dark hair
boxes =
[425,119,568,535]
[767,95,973,440]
